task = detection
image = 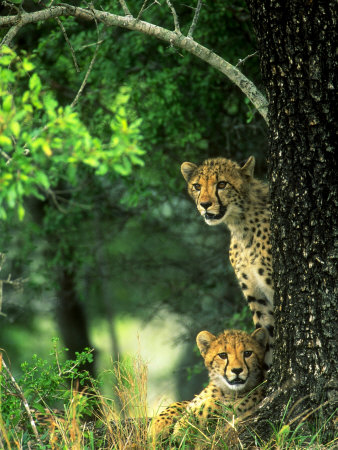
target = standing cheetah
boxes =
[181,156,274,369]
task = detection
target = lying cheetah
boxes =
[181,156,274,369]
[150,328,267,444]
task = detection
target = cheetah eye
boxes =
[217,181,227,189]
[244,351,253,358]
[218,353,227,360]
[192,183,201,191]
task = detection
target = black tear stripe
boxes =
[224,358,229,375]
[212,354,228,375]
[263,362,270,371]
[215,190,223,210]
[266,325,274,337]
[244,359,249,374]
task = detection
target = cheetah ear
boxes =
[196,331,216,356]
[240,156,255,178]
[181,162,197,182]
[251,328,268,348]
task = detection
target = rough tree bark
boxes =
[244,0,337,440]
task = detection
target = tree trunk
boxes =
[56,266,96,378]
[244,0,337,441]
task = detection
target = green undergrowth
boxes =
[0,342,336,449]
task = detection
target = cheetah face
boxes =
[196,328,267,394]
[181,157,255,227]
[188,173,232,226]
[212,348,255,392]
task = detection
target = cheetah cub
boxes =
[150,328,267,444]
[181,156,274,370]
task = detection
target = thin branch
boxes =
[137,0,149,20]
[0,150,11,165]
[137,0,161,19]
[0,22,23,47]
[1,0,21,14]
[119,0,132,16]
[70,43,99,107]
[79,39,105,50]
[1,358,42,445]
[187,0,202,39]
[45,188,67,213]
[236,51,258,67]
[166,0,181,34]
[70,9,101,107]
[55,17,80,72]
[0,4,269,123]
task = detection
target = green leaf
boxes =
[0,135,12,146]
[95,164,108,176]
[29,73,41,92]
[22,59,34,72]
[35,172,50,189]
[129,154,144,166]
[0,55,14,66]
[17,203,25,221]
[2,94,13,112]
[10,121,20,137]
[7,186,17,208]
[0,45,14,55]
[83,157,99,167]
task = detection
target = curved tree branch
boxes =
[0,4,268,123]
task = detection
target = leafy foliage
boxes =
[0,341,98,444]
[0,46,145,220]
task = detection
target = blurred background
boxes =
[0,0,268,412]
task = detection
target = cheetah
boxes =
[150,328,267,444]
[181,156,274,370]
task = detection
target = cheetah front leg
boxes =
[149,401,189,442]
[172,397,222,443]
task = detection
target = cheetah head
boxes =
[181,156,255,226]
[196,328,267,393]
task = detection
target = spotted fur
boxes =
[150,328,267,443]
[181,156,274,370]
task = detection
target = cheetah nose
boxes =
[200,201,212,210]
[231,368,243,375]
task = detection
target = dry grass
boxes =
[1,350,336,449]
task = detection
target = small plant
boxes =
[0,339,100,448]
